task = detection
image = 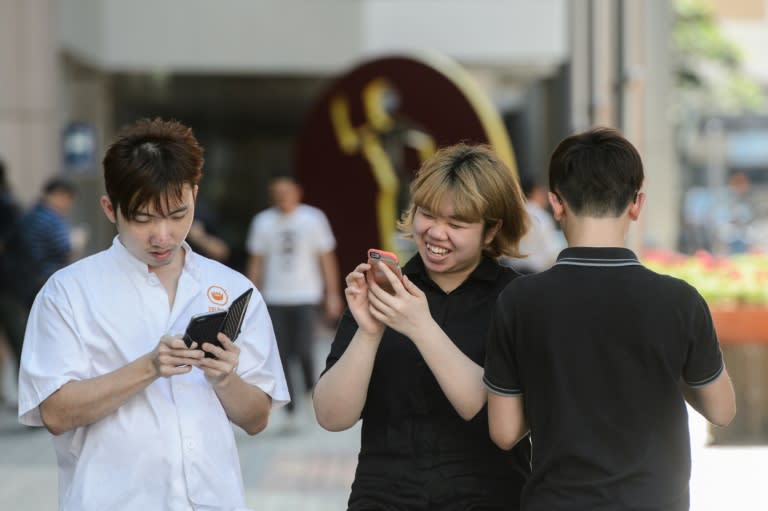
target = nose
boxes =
[426,221,448,240]
[150,219,172,246]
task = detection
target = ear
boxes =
[192,184,199,201]
[628,191,645,221]
[100,195,117,224]
[548,192,565,221]
[483,220,502,247]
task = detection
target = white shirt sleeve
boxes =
[18,279,92,426]
[234,288,290,408]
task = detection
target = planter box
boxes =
[709,307,768,445]
[711,307,768,345]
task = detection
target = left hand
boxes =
[367,262,433,341]
[198,332,240,387]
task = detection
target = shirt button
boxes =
[185,441,194,450]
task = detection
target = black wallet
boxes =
[183,288,253,358]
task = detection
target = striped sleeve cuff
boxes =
[685,362,724,388]
[483,375,524,396]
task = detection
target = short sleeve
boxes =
[236,288,290,408]
[321,308,358,375]
[682,292,724,387]
[483,290,523,396]
[18,280,91,426]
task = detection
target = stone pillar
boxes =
[0,0,58,205]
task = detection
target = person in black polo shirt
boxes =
[484,127,736,511]
[314,143,531,510]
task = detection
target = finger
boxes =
[401,275,423,297]
[197,354,236,374]
[167,335,194,350]
[202,342,239,363]
[216,332,233,348]
[163,364,194,376]
[367,288,392,314]
[377,262,405,293]
[159,353,203,368]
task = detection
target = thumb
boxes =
[402,274,419,294]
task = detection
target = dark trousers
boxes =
[0,292,27,371]
[268,304,316,413]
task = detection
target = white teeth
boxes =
[427,244,447,255]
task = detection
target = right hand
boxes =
[150,334,205,378]
[344,262,385,336]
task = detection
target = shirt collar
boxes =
[555,246,642,267]
[403,253,502,284]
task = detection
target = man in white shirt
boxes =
[246,175,342,425]
[503,173,565,274]
[18,118,289,511]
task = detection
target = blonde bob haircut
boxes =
[397,143,529,259]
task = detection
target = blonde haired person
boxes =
[314,143,531,510]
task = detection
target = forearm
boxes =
[411,321,486,420]
[488,392,528,450]
[245,255,264,288]
[40,353,157,435]
[319,251,341,299]
[681,368,736,427]
[313,328,382,431]
[214,374,272,435]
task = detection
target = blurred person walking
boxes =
[485,127,736,511]
[502,173,564,274]
[0,158,24,406]
[314,144,531,510]
[17,118,289,510]
[9,176,78,309]
[245,174,343,429]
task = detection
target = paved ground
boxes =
[1,342,766,510]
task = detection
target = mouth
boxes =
[425,243,449,256]
[149,247,174,261]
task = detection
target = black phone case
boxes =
[183,288,253,358]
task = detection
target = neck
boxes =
[149,246,186,306]
[563,217,629,248]
[426,257,481,294]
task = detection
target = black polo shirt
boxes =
[484,247,724,511]
[325,254,530,510]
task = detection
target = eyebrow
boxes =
[135,205,190,218]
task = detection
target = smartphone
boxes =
[367,248,402,293]
[183,288,253,358]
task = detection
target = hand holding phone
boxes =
[367,248,403,294]
[183,288,253,358]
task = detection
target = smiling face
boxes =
[100,184,197,274]
[412,194,497,292]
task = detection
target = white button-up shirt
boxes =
[18,238,289,511]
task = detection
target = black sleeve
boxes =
[483,288,523,396]
[682,291,724,387]
[321,307,359,375]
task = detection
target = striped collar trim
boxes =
[554,247,642,268]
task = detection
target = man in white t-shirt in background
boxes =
[246,175,343,428]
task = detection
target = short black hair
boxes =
[102,118,204,220]
[43,176,77,196]
[548,127,643,217]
